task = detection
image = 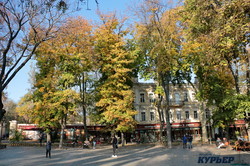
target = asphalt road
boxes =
[0,144,249,166]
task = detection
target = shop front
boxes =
[171,122,201,141]
[135,124,162,143]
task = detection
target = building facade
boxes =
[133,79,202,142]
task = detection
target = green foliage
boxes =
[154,86,164,97]
[212,94,250,128]
[24,17,93,132]
[9,130,24,143]
[181,0,249,132]
[94,13,137,133]
[181,0,249,94]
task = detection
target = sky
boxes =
[6,0,136,103]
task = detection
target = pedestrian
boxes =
[46,141,52,158]
[39,133,44,146]
[217,137,227,149]
[112,135,118,157]
[187,135,193,149]
[216,137,221,147]
[183,135,187,149]
[92,136,97,149]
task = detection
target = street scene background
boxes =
[0,143,249,166]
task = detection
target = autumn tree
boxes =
[133,0,183,148]
[181,0,250,139]
[0,0,73,122]
[0,0,100,123]
[30,17,95,147]
[94,13,137,144]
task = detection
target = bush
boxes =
[9,130,24,143]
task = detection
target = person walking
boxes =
[187,135,193,149]
[183,135,187,149]
[92,136,97,149]
[46,141,52,158]
[112,135,118,157]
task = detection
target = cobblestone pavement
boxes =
[0,144,249,166]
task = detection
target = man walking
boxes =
[112,135,118,157]
[183,135,187,149]
[187,135,193,149]
[46,141,52,158]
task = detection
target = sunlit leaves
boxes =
[94,13,137,132]
[27,17,92,132]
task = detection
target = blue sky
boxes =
[6,0,135,103]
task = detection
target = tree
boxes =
[182,0,249,94]
[0,0,72,122]
[94,13,137,143]
[16,93,35,123]
[31,17,94,147]
[181,0,250,139]
[0,0,99,122]
[133,0,183,148]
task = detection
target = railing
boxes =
[169,101,185,107]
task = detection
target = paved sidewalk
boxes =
[0,144,249,166]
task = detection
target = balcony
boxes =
[169,100,185,108]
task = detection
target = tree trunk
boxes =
[246,53,250,95]
[161,72,172,148]
[121,132,125,146]
[59,116,66,149]
[80,73,88,141]
[0,121,3,143]
[201,102,208,143]
[0,93,6,122]
[46,132,51,142]
[157,102,163,143]
[226,57,240,93]
[225,125,230,141]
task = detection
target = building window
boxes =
[174,93,181,104]
[149,93,154,103]
[185,111,189,119]
[140,93,145,103]
[177,111,181,120]
[205,109,210,119]
[150,112,155,121]
[141,112,146,121]
[184,92,188,102]
[194,110,198,119]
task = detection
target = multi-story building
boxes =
[133,78,202,142]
